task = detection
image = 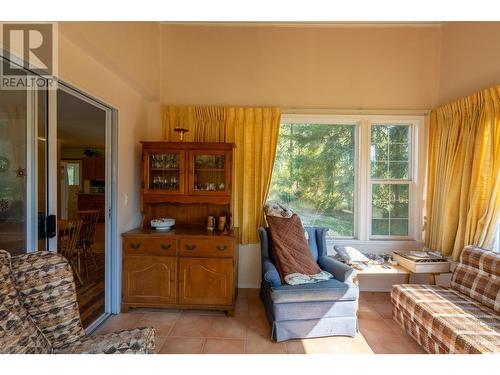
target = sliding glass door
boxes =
[1,55,118,326]
[0,57,51,254]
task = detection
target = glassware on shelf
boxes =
[216,155,225,169]
[150,153,179,170]
[195,154,223,169]
[151,173,179,190]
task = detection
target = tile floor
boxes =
[93,289,425,354]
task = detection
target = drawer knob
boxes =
[161,243,172,250]
[185,244,196,251]
[217,245,227,251]
[129,242,140,250]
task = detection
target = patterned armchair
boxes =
[0,249,155,354]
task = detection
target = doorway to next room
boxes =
[57,88,106,328]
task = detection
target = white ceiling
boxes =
[160,21,445,28]
[57,89,106,148]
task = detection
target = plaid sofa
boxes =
[391,246,499,354]
[0,249,155,354]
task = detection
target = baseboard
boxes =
[237,284,393,291]
[237,283,260,289]
[359,286,392,292]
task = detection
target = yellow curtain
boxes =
[162,106,230,142]
[426,85,500,260]
[162,105,281,244]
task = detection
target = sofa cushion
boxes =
[0,250,52,354]
[270,277,359,304]
[391,284,500,354]
[451,245,500,313]
[273,298,358,321]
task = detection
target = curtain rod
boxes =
[282,108,431,116]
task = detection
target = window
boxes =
[66,162,80,186]
[269,115,422,241]
[269,123,356,237]
[370,124,411,238]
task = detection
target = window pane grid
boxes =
[371,182,409,236]
[370,124,410,180]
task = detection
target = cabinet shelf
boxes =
[194,168,225,172]
[142,142,233,201]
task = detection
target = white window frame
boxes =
[368,119,418,241]
[278,114,425,243]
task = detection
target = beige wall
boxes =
[438,22,500,105]
[160,24,442,111]
[59,22,160,101]
[58,30,150,240]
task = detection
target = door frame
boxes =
[49,81,120,324]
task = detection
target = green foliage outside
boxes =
[269,123,355,237]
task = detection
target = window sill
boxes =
[326,238,425,254]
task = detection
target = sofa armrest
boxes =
[262,258,282,287]
[55,327,155,354]
[318,256,356,282]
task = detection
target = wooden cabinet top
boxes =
[122,226,238,239]
[139,141,235,230]
[140,141,235,150]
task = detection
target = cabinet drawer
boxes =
[123,237,177,256]
[179,239,234,258]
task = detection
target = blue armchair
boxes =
[259,227,359,342]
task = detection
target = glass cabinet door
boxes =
[145,150,184,194]
[189,150,231,195]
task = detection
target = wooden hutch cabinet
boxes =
[121,142,238,315]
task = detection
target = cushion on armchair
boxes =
[270,278,359,304]
[265,210,331,285]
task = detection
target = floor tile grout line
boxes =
[199,338,207,354]
[166,319,177,337]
